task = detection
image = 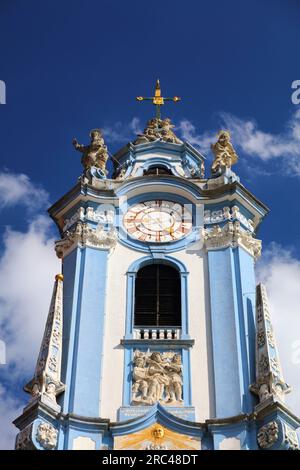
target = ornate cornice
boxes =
[204,220,261,260]
[55,222,118,258]
[204,205,254,232]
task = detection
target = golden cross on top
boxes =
[136,79,181,120]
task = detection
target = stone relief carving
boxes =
[15,424,34,450]
[204,221,261,260]
[63,207,85,232]
[204,206,254,232]
[73,128,109,175]
[134,118,182,145]
[63,207,115,233]
[85,206,115,225]
[211,130,238,175]
[250,284,291,405]
[131,351,183,406]
[55,222,118,258]
[257,421,279,449]
[24,275,65,408]
[283,423,300,450]
[36,422,58,450]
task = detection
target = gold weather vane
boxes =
[136,79,181,120]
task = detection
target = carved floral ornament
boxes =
[55,222,118,258]
[204,221,262,260]
[16,422,59,450]
[257,421,279,449]
[36,422,58,450]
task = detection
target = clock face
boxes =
[123,200,192,243]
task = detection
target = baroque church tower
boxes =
[14,82,299,450]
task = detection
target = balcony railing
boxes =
[133,327,181,340]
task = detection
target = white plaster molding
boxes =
[219,437,241,450]
[85,206,115,225]
[73,436,96,450]
[63,207,85,232]
[204,221,261,260]
[55,222,118,258]
[204,205,254,232]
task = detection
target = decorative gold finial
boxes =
[136,79,181,119]
[55,274,64,281]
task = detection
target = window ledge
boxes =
[120,338,195,347]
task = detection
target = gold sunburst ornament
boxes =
[152,425,165,441]
[136,79,181,119]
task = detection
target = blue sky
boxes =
[0,0,300,449]
[0,0,300,250]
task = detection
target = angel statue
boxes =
[211,130,238,175]
[72,129,109,175]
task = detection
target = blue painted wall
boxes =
[61,246,109,417]
[207,246,257,417]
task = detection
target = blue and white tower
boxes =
[14,84,300,450]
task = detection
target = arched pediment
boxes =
[111,403,203,450]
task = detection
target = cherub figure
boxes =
[211,130,238,174]
[134,119,159,144]
[73,129,109,173]
[160,118,182,144]
[134,118,182,145]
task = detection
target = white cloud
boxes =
[0,216,59,373]
[177,119,213,152]
[257,243,300,416]
[0,171,59,449]
[178,109,300,176]
[102,117,142,144]
[0,384,23,450]
[0,172,49,212]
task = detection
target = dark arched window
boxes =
[134,264,181,327]
[143,165,172,176]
